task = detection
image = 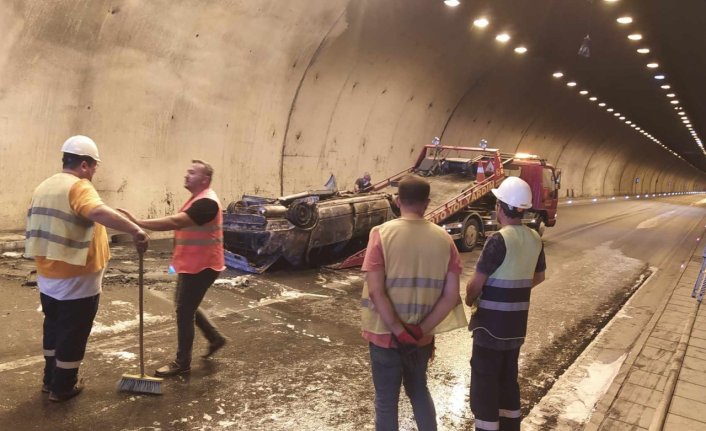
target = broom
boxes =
[117,251,163,394]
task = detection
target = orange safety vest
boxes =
[172,188,225,274]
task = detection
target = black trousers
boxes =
[41,293,100,393]
[470,343,522,431]
[174,269,222,367]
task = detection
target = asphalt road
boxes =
[0,194,704,431]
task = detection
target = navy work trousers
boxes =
[41,293,100,394]
[470,343,522,431]
[369,342,437,431]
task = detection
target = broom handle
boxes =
[139,251,145,377]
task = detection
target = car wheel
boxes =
[287,201,318,228]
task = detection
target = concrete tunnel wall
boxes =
[0,0,704,230]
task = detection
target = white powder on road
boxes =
[636,210,676,229]
[91,314,170,335]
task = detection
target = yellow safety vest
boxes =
[361,218,467,335]
[25,173,95,266]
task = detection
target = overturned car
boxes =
[223,183,397,273]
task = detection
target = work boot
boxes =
[48,382,84,402]
[155,361,191,377]
[202,337,227,359]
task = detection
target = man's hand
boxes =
[404,323,423,340]
[395,330,419,346]
[133,229,149,254]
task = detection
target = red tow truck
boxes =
[337,145,561,268]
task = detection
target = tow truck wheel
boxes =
[535,217,546,237]
[458,219,480,252]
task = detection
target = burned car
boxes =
[223,185,397,272]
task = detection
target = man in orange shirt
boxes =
[25,135,148,402]
[120,160,227,377]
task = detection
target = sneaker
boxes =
[202,337,227,359]
[155,362,191,377]
[41,384,50,394]
[48,384,84,402]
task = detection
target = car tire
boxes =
[287,201,318,228]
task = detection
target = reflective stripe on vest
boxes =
[25,173,95,266]
[361,219,467,335]
[470,225,541,341]
[172,188,225,274]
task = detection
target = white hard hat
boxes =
[61,135,101,162]
[492,176,532,209]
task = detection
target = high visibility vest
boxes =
[172,188,225,274]
[470,225,542,341]
[25,173,95,266]
[361,219,467,335]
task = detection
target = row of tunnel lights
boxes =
[610,11,705,156]
[460,11,679,158]
[566,191,703,205]
[443,0,703,161]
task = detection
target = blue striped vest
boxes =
[470,225,542,341]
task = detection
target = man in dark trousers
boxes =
[465,176,546,431]
[361,176,468,431]
[120,159,227,376]
[25,135,149,402]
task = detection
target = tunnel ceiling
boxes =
[469,0,706,171]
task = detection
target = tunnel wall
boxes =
[0,0,704,230]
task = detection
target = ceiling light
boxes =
[626,121,632,124]
[617,16,633,24]
[678,112,686,116]
[567,81,577,87]
[654,74,665,80]
[444,0,461,7]
[647,62,659,68]
[628,34,642,41]
[579,90,589,95]
[666,93,676,97]
[496,33,511,43]
[607,108,614,112]
[589,97,598,101]
[619,116,626,120]
[614,113,620,117]
[637,48,650,54]
[514,46,527,54]
[552,72,564,78]
[473,17,489,28]
[661,85,671,89]
[598,102,606,107]
[670,100,679,104]
[604,0,619,2]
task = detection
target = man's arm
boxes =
[465,270,488,306]
[419,271,462,334]
[366,269,406,336]
[533,271,545,287]
[86,205,149,252]
[118,209,196,232]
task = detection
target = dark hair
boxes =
[192,159,214,178]
[398,176,430,205]
[498,200,524,219]
[62,153,97,170]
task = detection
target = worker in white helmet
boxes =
[464,176,546,431]
[25,135,149,402]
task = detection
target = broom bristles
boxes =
[117,374,163,395]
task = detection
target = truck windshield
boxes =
[504,165,522,178]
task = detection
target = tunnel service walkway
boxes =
[586,245,706,430]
